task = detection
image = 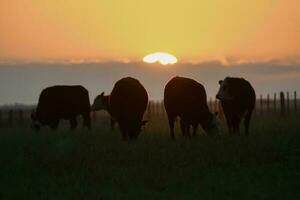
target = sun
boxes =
[143,52,178,65]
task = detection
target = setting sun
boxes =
[143,53,178,65]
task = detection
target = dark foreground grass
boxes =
[0,116,300,199]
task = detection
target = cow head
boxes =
[129,120,148,139]
[203,112,221,135]
[216,78,234,101]
[30,111,40,131]
[91,92,109,111]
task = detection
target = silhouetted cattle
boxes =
[31,85,91,131]
[164,76,220,139]
[216,77,256,135]
[92,77,148,139]
[91,92,115,130]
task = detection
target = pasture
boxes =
[0,110,300,199]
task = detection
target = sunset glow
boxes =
[143,53,177,65]
[0,1,299,63]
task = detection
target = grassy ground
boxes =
[0,115,300,199]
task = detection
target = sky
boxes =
[1,0,300,63]
[0,0,300,104]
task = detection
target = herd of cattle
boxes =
[31,76,256,140]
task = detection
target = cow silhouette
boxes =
[31,85,91,131]
[216,77,256,135]
[92,77,148,140]
[164,76,220,139]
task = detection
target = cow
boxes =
[164,76,220,139]
[92,77,148,140]
[31,85,91,131]
[91,92,116,130]
[216,77,256,135]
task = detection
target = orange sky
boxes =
[0,0,299,63]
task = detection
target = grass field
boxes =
[0,114,300,199]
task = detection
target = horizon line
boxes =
[1,56,300,66]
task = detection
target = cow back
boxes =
[37,85,90,119]
[110,77,148,120]
[164,76,210,117]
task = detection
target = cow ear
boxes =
[218,80,223,85]
[100,92,105,96]
[141,120,148,126]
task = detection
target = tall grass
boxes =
[0,115,300,199]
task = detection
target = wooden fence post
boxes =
[280,92,285,116]
[266,94,270,114]
[209,97,213,111]
[274,93,277,114]
[18,109,24,125]
[0,110,2,127]
[147,101,152,118]
[286,92,290,114]
[159,101,163,117]
[254,99,257,116]
[260,95,263,115]
[155,101,160,116]
[158,101,161,115]
[294,91,297,113]
[161,101,166,117]
[8,110,13,127]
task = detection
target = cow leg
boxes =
[232,116,241,135]
[119,122,128,140]
[244,110,253,136]
[167,114,176,139]
[186,124,191,138]
[70,118,78,130]
[110,118,115,130]
[180,119,191,138]
[192,123,198,136]
[83,113,91,130]
[179,119,185,137]
[224,114,233,134]
[223,107,234,134]
[50,120,59,131]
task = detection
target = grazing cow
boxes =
[31,85,91,131]
[92,77,148,139]
[164,76,220,139]
[91,92,116,130]
[216,77,256,135]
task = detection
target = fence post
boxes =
[156,101,160,116]
[274,93,277,114]
[162,100,166,117]
[159,101,164,117]
[147,101,152,118]
[254,99,257,116]
[0,110,2,127]
[209,97,213,111]
[260,95,263,115]
[8,110,13,127]
[294,91,297,113]
[18,109,24,126]
[266,94,270,114]
[280,92,285,117]
[286,92,290,114]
